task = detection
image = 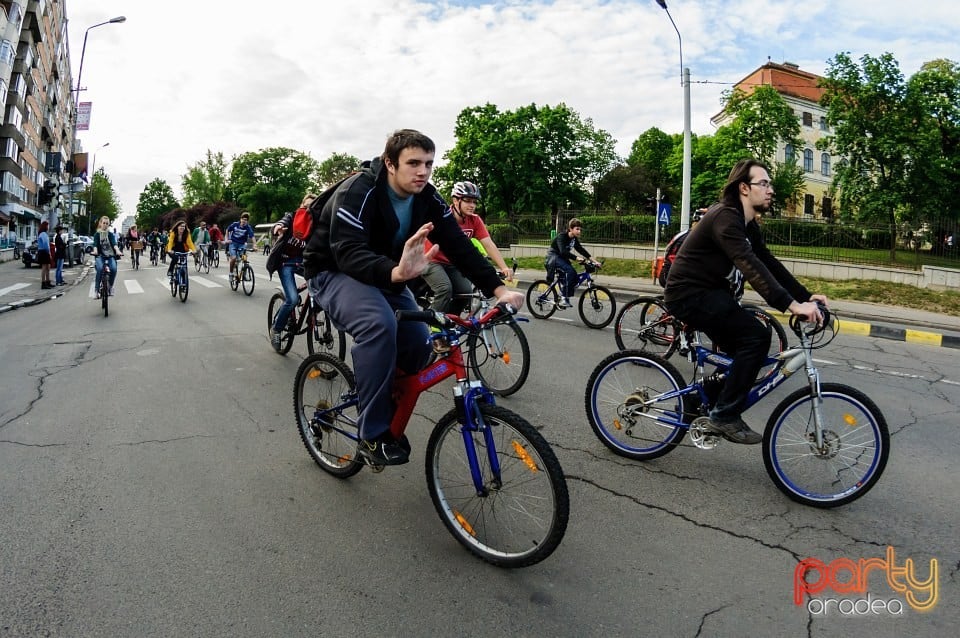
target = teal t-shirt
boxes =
[388,186,413,252]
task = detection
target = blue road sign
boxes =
[657,203,672,225]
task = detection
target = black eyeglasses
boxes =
[748,180,773,190]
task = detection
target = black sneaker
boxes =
[706,417,762,445]
[359,435,410,466]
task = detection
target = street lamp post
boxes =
[86,142,110,235]
[655,1,692,232]
[61,16,126,251]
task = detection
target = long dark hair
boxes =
[720,158,768,208]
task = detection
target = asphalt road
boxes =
[1,254,957,637]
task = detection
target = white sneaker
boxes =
[109,287,115,296]
[558,298,571,309]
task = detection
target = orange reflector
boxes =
[338,455,353,463]
[454,511,476,537]
[308,368,323,379]
[512,440,539,472]
[502,352,511,365]
[614,419,622,431]
[843,413,858,426]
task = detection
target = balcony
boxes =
[23,7,43,43]
[0,156,22,179]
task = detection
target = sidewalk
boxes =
[0,256,92,313]
[510,268,960,349]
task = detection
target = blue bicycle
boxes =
[585,304,889,507]
[525,259,616,328]
[170,251,189,302]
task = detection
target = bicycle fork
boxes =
[454,381,502,495]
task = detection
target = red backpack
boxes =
[657,230,688,287]
[291,206,313,241]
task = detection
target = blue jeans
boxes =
[272,260,302,331]
[547,255,577,299]
[95,256,118,290]
[55,258,64,284]
[309,271,431,442]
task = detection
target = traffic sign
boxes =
[657,203,672,225]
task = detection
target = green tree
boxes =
[135,178,180,230]
[228,147,319,224]
[317,152,360,189]
[722,85,802,164]
[81,168,121,232]
[818,52,915,245]
[438,103,618,218]
[626,127,677,207]
[181,150,229,207]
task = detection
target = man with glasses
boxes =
[663,158,827,445]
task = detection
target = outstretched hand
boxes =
[392,223,437,283]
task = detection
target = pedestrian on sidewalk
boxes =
[54,225,66,285]
[37,221,53,289]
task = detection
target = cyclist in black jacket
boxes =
[664,158,827,444]
[303,129,523,466]
[545,218,592,308]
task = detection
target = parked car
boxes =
[21,236,86,267]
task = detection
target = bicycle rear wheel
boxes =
[614,297,680,357]
[242,264,255,295]
[525,280,557,319]
[426,404,568,567]
[307,307,347,360]
[578,285,616,329]
[294,353,363,478]
[466,319,530,396]
[585,350,688,460]
[763,383,889,508]
[268,293,296,355]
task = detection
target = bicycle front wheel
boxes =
[242,264,255,295]
[585,350,688,460]
[578,285,616,329]
[763,383,889,508]
[426,404,568,567]
[179,278,189,302]
[195,254,202,272]
[307,307,347,360]
[614,297,680,357]
[525,280,557,319]
[294,353,363,478]
[268,293,296,355]
[170,274,177,297]
[101,282,109,317]
[466,319,530,396]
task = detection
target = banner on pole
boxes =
[76,102,92,131]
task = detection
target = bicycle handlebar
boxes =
[789,301,833,337]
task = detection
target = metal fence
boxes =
[484,211,960,271]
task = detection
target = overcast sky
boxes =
[66,0,960,221]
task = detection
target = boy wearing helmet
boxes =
[421,181,513,314]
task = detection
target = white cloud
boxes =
[66,0,960,218]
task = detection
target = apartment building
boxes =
[0,0,73,244]
[712,61,840,219]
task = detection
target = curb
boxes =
[0,262,92,314]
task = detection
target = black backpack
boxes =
[657,229,688,287]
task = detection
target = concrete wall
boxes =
[506,243,960,291]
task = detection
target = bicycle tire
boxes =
[307,307,347,360]
[242,264,255,296]
[194,253,202,273]
[170,270,178,297]
[101,279,109,317]
[525,280,557,319]
[230,268,240,291]
[425,404,568,567]
[179,279,189,302]
[578,285,616,329]
[762,383,889,508]
[213,251,220,268]
[268,293,296,355]
[203,255,210,274]
[614,297,680,357]
[466,319,530,396]
[294,353,363,478]
[585,350,688,460]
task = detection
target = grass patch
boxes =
[512,256,960,316]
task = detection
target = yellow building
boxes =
[711,61,840,219]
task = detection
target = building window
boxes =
[822,197,833,218]
[821,153,831,176]
[803,149,814,172]
[819,116,828,131]
[802,112,813,127]
[804,194,815,216]
[1,138,18,158]
[784,144,795,164]
[0,41,15,67]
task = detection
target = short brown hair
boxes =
[568,218,583,230]
[240,212,250,220]
[382,129,435,167]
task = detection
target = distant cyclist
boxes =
[165,220,196,279]
[545,218,592,309]
[226,213,255,274]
